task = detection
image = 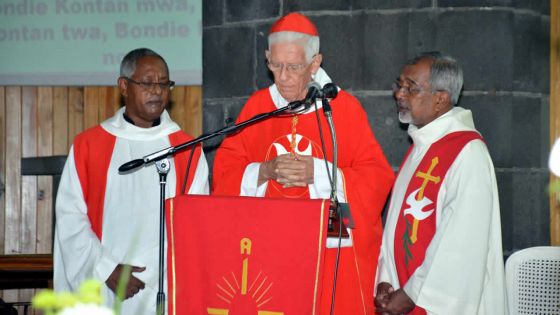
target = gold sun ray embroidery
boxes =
[217,283,234,299]
[222,276,237,295]
[255,282,274,304]
[252,276,269,299]
[231,271,240,290]
[248,270,263,293]
[216,294,231,304]
[257,297,273,308]
[207,238,284,315]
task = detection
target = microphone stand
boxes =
[321,90,346,315]
[155,158,169,315]
[118,100,308,315]
[320,85,347,238]
[322,96,339,232]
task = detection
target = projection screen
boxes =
[0,0,202,86]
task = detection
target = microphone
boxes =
[286,82,322,113]
[321,83,338,114]
[302,81,322,108]
[288,82,336,113]
[119,159,145,173]
[321,83,338,99]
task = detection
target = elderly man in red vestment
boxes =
[212,12,394,314]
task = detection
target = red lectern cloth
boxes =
[166,195,329,315]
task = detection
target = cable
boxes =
[313,102,334,189]
[329,206,343,315]
[181,146,196,195]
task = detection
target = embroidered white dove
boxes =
[403,188,434,220]
[273,134,312,156]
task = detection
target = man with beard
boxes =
[374,52,505,315]
[212,12,394,314]
[53,48,209,314]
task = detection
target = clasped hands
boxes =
[258,153,314,187]
[374,282,416,315]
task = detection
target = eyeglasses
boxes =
[124,77,175,92]
[391,81,424,96]
[267,60,310,74]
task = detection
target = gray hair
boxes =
[268,31,319,63]
[409,51,463,105]
[120,48,169,78]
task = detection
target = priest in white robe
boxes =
[374,52,506,315]
[53,48,209,315]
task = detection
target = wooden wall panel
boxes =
[4,87,22,304]
[185,86,203,137]
[84,88,99,130]
[98,87,121,122]
[21,87,38,254]
[0,85,202,305]
[68,87,84,148]
[37,88,54,254]
[170,86,202,137]
[53,88,69,155]
[20,87,38,311]
[37,88,54,158]
[5,87,22,256]
[171,85,186,127]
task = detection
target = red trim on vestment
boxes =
[73,126,116,239]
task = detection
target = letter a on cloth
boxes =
[166,195,329,314]
[394,131,482,315]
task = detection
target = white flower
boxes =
[58,303,114,315]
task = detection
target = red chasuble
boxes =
[213,88,394,314]
[393,131,482,315]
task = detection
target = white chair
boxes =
[505,246,560,315]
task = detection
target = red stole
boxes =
[73,126,199,240]
[73,126,116,239]
[393,131,482,315]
